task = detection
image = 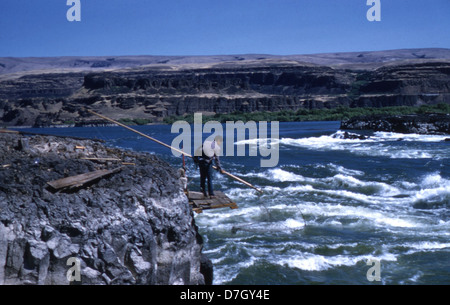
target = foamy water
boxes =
[273,130,450,160]
[18,122,450,285]
[195,125,450,284]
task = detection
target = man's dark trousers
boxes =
[199,161,214,197]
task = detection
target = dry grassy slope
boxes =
[1,48,450,77]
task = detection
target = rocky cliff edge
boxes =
[0,132,212,285]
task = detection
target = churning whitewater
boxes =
[18,121,450,284]
[194,122,450,284]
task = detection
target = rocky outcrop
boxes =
[341,114,450,134]
[0,51,449,127]
[0,132,212,285]
[331,131,370,140]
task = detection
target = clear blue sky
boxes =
[0,0,449,57]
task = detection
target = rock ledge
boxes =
[341,114,450,135]
[0,132,211,285]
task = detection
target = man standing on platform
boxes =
[194,136,223,199]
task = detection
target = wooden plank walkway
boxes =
[187,191,238,214]
[47,167,123,191]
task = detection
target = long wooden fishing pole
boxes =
[86,109,189,157]
[87,109,263,194]
[219,170,263,193]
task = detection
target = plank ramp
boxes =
[187,191,238,214]
[47,167,123,191]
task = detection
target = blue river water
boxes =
[16,121,450,284]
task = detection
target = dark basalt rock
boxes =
[332,131,370,140]
[341,114,450,135]
[0,133,212,285]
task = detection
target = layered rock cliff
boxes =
[0,132,212,285]
[0,49,449,127]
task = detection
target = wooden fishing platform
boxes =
[187,191,238,214]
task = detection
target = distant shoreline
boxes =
[4,104,449,132]
[161,104,450,125]
[5,104,450,134]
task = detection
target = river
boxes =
[16,121,450,284]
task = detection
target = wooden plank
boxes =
[192,208,203,214]
[81,157,122,161]
[193,199,212,205]
[188,191,207,200]
[0,129,19,134]
[187,190,238,213]
[47,167,123,191]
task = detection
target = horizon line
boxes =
[2,47,450,59]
